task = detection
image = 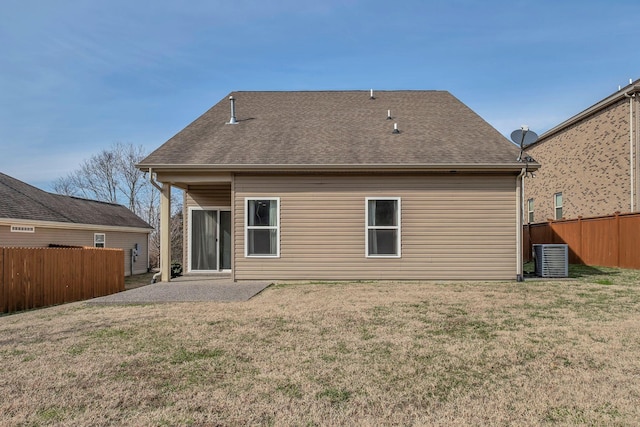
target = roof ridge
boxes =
[230,89,447,93]
[54,193,125,207]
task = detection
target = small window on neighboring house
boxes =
[245,198,280,257]
[94,233,106,248]
[554,193,563,220]
[527,199,534,223]
[366,198,401,257]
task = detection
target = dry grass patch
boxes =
[1,266,640,425]
[124,272,156,290]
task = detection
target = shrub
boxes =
[171,262,183,278]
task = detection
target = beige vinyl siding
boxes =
[234,174,517,280]
[0,226,149,276]
[183,185,232,269]
[185,185,232,207]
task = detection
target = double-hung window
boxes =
[554,192,563,220]
[527,198,534,223]
[94,233,106,248]
[366,198,401,257]
[245,198,280,257]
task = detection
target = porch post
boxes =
[160,182,172,282]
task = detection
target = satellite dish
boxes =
[510,126,538,148]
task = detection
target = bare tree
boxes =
[54,142,146,210]
[148,207,184,269]
[53,142,183,270]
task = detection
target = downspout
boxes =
[625,92,636,212]
[148,168,163,284]
[516,167,526,282]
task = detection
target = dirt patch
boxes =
[124,272,156,290]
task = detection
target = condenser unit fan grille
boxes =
[533,244,568,278]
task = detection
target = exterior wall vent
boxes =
[533,244,568,278]
[11,225,35,233]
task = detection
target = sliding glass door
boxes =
[189,209,231,272]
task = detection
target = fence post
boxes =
[578,216,583,264]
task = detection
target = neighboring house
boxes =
[0,172,153,276]
[138,90,539,282]
[524,79,640,223]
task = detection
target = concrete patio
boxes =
[87,275,272,304]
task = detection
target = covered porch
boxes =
[150,170,233,282]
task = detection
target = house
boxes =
[524,79,640,223]
[0,172,153,276]
[138,90,539,282]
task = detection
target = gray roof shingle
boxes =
[140,90,523,169]
[0,172,152,229]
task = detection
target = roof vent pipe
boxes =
[370,89,375,100]
[227,96,238,124]
[392,123,400,134]
[387,109,392,119]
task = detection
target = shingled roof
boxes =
[139,90,526,170]
[0,172,152,229]
[138,91,521,169]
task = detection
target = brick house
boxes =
[139,90,539,282]
[524,80,640,223]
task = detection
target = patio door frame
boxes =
[187,206,232,273]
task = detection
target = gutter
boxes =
[0,218,152,233]
[137,162,540,174]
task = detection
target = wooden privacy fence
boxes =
[523,212,640,269]
[1,247,124,314]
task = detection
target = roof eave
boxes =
[529,82,640,147]
[0,218,153,233]
[137,162,539,173]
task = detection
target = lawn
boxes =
[1,266,640,426]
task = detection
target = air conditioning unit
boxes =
[533,244,568,278]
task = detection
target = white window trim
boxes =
[245,197,280,258]
[365,197,401,258]
[94,233,106,248]
[527,198,534,223]
[554,192,563,220]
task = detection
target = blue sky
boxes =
[2,0,639,190]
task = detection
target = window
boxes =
[554,193,563,220]
[527,198,534,223]
[94,233,106,248]
[366,198,401,257]
[245,198,279,257]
